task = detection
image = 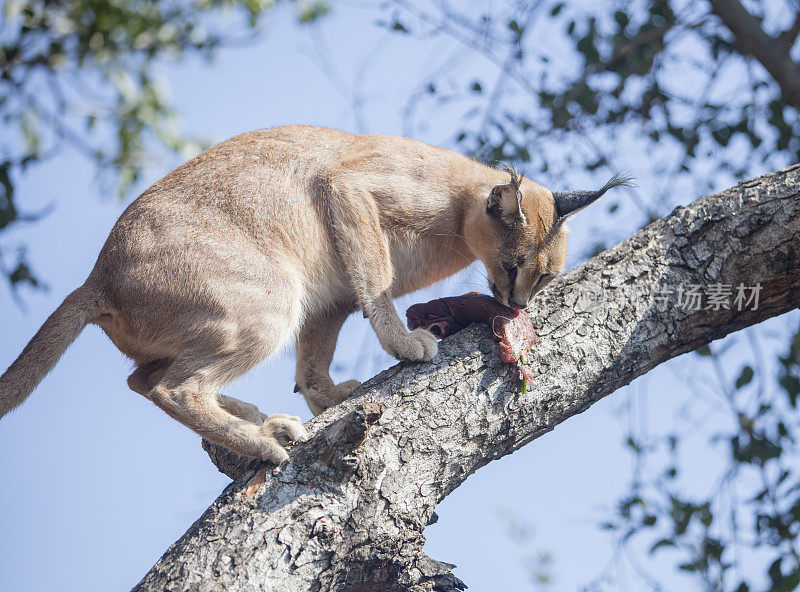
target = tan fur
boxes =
[0,125,575,463]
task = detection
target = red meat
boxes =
[406,292,536,382]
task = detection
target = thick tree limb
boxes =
[133,166,800,592]
[707,0,800,112]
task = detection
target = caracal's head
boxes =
[466,166,633,310]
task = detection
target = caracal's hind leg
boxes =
[129,360,269,424]
[217,394,267,424]
[147,352,308,463]
[134,274,310,462]
[128,358,171,397]
[295,309,361,416]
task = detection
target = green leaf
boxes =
[298,1,330,23]
[695,344,712,356]
[650,538,675,553]
[699,507,713,527]
[9,259,39,288]
[735,365,754,389]
[391,20,409,33]
[781,375,800,406]
[0,160,17,232]
[625,436,642,453]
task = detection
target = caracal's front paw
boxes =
[300,380,362,417]
[384,328,438,361]
[335,379,361,398]
[259,414,310,464]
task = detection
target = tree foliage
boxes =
[596,326,800,592]
[3,0,799,589]
[387,0,800,221]
[0,0,326,293]
[373,1,800,589]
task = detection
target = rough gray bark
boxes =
[133,166,800,592]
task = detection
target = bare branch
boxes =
[778,9,800,50]
[708,0,800,112]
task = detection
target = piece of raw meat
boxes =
[406,292,536,382]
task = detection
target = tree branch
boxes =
[778,9,800,50]
[133,166,800,592]
[707,0,800,112]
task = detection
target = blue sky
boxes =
[1,3,797,591]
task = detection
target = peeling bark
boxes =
[133,166,800,592]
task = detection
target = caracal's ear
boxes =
[487,165,526,225]
[552,173,636,227]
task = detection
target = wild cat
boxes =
[0,125,629,463]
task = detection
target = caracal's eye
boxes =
[533,274,555,293]
[503,264,517,285]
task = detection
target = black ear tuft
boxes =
[553,173,635,221]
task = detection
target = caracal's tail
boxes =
[0,285,95,419]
